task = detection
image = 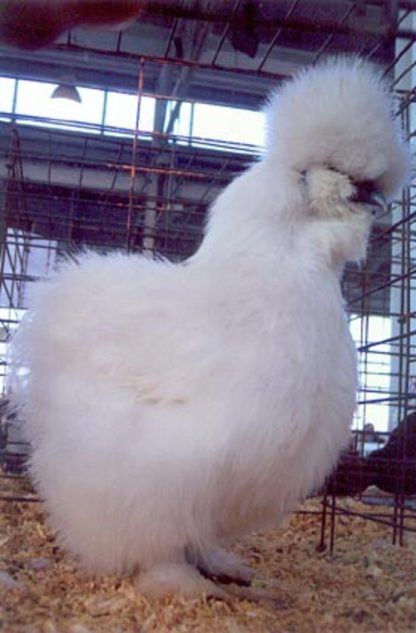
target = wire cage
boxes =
[0,1,415,552]
[320,25,416,548]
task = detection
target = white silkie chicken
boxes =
[10,58,410,601]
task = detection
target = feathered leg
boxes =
[193,547,254,586]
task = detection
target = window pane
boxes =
[0,77,15,113]
[139,96,155,132]
[105,92,155,133]
[15,80,104,126]
[349,315,391,432]
[171,101,192,138]
[192,103,264,149]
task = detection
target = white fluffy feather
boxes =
[9,57,410,599]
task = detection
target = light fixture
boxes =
[51,84,81,103]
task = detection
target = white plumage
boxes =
[10,57,410,600]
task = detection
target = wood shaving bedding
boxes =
[1,477,416,633]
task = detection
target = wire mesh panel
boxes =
[322,19,416,547]
[0,55,264,481]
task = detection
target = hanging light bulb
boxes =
[51,84,82,103]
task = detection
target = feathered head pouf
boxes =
[264,57,411,218]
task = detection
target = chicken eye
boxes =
[350,180,378,205]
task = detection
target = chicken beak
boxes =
[367,191,388,217]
